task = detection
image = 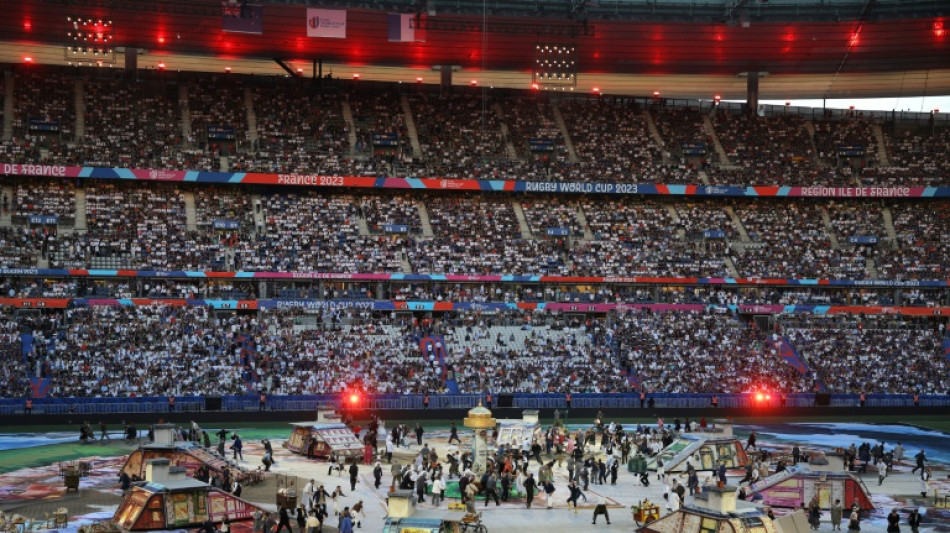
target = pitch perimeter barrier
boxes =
[1,393,947,416]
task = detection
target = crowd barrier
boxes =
[0,392,946,416]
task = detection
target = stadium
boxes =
[0,1,948,532]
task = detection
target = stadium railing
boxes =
[0,393,946,415]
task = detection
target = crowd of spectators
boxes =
[0,70,948,188]
[360,194,422,234]
[652,106,714,162]
[194,187,255,231]
[79,78,183,169]
[409,93,510,179]
[0,309,29,398]
[874,201,950,280]
[875,125,950,186]
[12,71,75,155]
[12,180,76,225]
[610,309,813,394]
[825,201,884,241]
[0,306,946,398]
[446,321,630,393]
[4,180,950,283]
[504,97,569,161]
[188,76,247,152]
[231,84,355,175]
[673,201,737,241]
[731,200,868,279]
[47,182,229,270]
[813,115,879,166]
[560,99,695,183]
[31,305,251,397]
[707,112,841,187]
[783,315,949,394]
[572,198,729,277]
[234,191,407,272]
[412,195,566,275]
[349,90,415,166]
[0,227,39,268]
[520,197,582,237]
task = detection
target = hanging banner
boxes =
[306,8,347,38]
[388,13,426,42]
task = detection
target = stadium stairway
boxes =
[356,212,371,236]
[492,103,520,160]
[551,103,579,163]
[703,115,731,165]
[400,94,423,158]
[881,207,899,249]
[0,184,13,227]
[512,201,535,239]
[244,88,259,144]
[416,199,434,237]
[724,206,751,242]
[872,124,891,166]
[723,256,740,278]
[184,192,197,231]
[803,121,826,168]
[341,99,358,157]
[74,79,85,142]
[575,205,595,240]
[179,85,192,146]
[2,72,12,141]
[419,335,457,394]
[697,170,711,186]
[819,207,841,249]
[643,110,666,149]
[73,188,87,231]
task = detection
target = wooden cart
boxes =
[632,499,661,526]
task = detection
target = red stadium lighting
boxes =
[470,79,478,86]
[934,22,945,38]
[353,73,360,79]
[765,394,772,400]
[157,62,166,70]
[592,87,601,94]
[756,393,764,402]
[225,67,231,73]
[24,20,31,31]
[296,67,304,74]
[349,393,359,405]
[653,90,660,98]
[23,56,33,63]
[714,94,721,103]
[416,77,423,83]
[158,36,165,44]
[531,83,539,90]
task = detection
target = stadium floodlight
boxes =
[533,42,577,88]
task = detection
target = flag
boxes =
[306,8,347,39]
[388,13,426,42]
[222,3,264,35]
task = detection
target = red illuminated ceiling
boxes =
[4,1,948,76]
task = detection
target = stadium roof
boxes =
[1,0,947,99]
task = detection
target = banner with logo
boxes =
[307,8,347,39]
